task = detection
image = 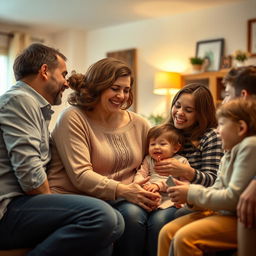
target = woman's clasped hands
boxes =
[117,178,161,212]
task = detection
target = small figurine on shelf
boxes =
[221,55,232,70]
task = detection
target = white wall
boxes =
[79,0,255,118]
[2,0,255,129]
[49,30,87,129]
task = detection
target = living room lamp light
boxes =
[154,71,182,116]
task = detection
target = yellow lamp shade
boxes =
[153,71,182,116]
[154,71,181,95]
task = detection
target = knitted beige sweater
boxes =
[48,106,150,200]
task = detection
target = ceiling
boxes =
[0,0,244,34]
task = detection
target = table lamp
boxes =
[154,71,181,116]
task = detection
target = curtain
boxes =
[0,32,11,55]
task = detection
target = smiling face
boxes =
[99,76,131,113]
[148,134,181,161]
[44,55,68,105]
[171,93,197,131]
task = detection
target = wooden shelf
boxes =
[181,70,229,106]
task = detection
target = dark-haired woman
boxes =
[154,84,223,221]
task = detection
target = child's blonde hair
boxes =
[216,98,256,136]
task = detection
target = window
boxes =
[0,32,45,95]
[0,32,12,95]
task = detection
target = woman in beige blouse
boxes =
[48,57,162,256]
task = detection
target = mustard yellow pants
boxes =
[238,221,256,256]
[158,211,237,256]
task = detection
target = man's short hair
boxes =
[13,43,67,81]
[223,66,256,97]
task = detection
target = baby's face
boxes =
[148,135,180,161]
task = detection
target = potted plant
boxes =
[147,114,165,126]
[189,57,204,72]
[233,50,250,67]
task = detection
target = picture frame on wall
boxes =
[248,18,256,57]
[196,38,224,71]
[107,48,137,112]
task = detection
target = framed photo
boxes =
[248,19,256,56]
[196,38,224,71]
[107,48,137,112]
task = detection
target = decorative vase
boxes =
[234,60,245,68]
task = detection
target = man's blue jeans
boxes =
[0,194,124,256]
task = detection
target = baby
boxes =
[134,124,190,209]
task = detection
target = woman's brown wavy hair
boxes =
[68,57,134,110]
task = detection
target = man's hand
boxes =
[237,179,256,228]
[26,180,51,195]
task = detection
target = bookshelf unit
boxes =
[181,70,229,106]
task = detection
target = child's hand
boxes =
[167,179,189,205]
[143,183,160,193]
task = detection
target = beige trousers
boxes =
[158,211,237,256]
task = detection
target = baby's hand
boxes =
[142,183,150,190]
[143,183,160,193]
